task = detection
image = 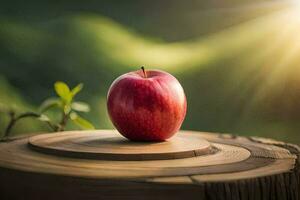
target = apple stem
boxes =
[141,66,147,78]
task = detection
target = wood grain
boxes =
[28,130,212,160]
[0,130,298,200]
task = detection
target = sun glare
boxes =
[237,1,300,120]
[291,0,300,8]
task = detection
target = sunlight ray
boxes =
[246,11,300,102]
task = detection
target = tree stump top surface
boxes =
[0,130,296,181]
[0,130,299,200]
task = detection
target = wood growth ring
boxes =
[28,131,213,161]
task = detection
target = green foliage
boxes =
[70,112,95,130]
[39,81,95,131]
[71,102,90,113]
[71,83,84,97]
[54,82,72,104]
[39,98,61,113]
[38,114,51,122]
[1,81,95,139]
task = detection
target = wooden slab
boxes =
[28,130,212,161]
[0,130,294,179]
[0,130,298,200]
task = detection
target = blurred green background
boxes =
[1,0,300,144]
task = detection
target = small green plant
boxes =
[1,81,94,139]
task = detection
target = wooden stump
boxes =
[0,130,299,200]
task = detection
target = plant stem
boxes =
[57,111,69,132]
[4,112,40,138]
[42,120,58,132]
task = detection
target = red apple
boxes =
[107,67,187,141]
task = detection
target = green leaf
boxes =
[38,114,51,122]
[71,101,90,112]
[39,98,61,113]
[71,83,83,97]
[54,81,72,103]
[70,112,95,130]
[63,104,72,115]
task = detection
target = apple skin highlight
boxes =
[107,68,187,141]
